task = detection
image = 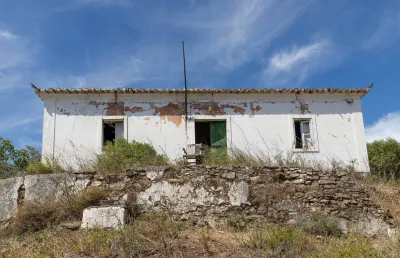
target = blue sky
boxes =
[1,0,400,149]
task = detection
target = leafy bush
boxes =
[367,138,400,180]
[96,139,168,174]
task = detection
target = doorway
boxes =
[195,121,227,148]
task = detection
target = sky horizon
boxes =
[0,0,399,150]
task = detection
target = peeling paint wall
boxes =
[41,93,370,172]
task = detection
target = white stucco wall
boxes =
[40,92,370,172]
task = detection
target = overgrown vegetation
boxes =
[2,213,400,257]
[7,187,108,235]
[293,214,343,238]
[96,139,168,174]
[367,137,400,180]
[247,225,310,257]
[202,147,267,166]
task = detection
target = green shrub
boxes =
[25,157,63,175]
[248,225,309,256]
[96,139,168,174]
[294,214,342,238]
[367,138,400,180]
[313,236,378,258]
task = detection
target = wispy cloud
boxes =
[0,28,38,92]
[0,116,42,135]
[363,12,400,51]
[16,136,42,149]
[54,0,133,13]
[263,39,336,86]
[172,0,311,71]
[365,112,400,142]
[0,29,17,40]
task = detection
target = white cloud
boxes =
[263,40,336,86]
[0,29,17,40]
[268,41,328,72]
[365,112,400,142]
[171,0,310,70]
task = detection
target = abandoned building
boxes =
[32,85,371,172]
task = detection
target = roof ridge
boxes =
[31,86,370,95]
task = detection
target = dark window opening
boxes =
[195,121,226,149]
[294,120,311,149]
[294,121,302,149]
[103,121,124,145]
[195,122,211,146]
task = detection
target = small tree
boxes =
[367,138,400,180]
[0,137,41,178]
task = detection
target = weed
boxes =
[294,214,343,238]
[8,187,108,235]
[226,214,246,231]
[11,201,59,234]
[312,235,378,258]
[248,225,310,256]
[25,157,64,175]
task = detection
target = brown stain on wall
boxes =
[191,102,225,115]
[151,103,184,128]
[106,102,125,116]
[299,102,310,114]
[124,106,145,113]
[222,105,246,115]
[249,103,261,118]
[191,102,247,116]
[88,101,125,116]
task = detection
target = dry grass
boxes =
[357,177,400,226]
[1,216,399,258]
[2,171,400,257]
[5,187,108,235]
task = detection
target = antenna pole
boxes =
[182,41,188,122]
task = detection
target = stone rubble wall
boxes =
[0,166,394,236]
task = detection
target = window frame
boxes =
[291,116,319,152]
[98,116,128,152]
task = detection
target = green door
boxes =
[210,121,227,149]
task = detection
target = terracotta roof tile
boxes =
[31,83,372,98]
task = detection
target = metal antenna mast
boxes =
[182,41,188,122]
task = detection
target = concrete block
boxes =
[81,206,126,229]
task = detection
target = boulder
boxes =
[0,177,23,222]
